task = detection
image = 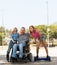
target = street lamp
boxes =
[46,1,50,47]
[1,9,4,49]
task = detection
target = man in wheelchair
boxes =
[11,27,31,62]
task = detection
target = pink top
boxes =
[30,30,42,39]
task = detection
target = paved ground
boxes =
[0,46,57,65]
[0,55,57,65]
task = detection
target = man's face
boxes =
[20,27,25,34]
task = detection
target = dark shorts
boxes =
[38,35,46,41]
[42,35,46,40]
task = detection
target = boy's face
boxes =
[20,28,25,34]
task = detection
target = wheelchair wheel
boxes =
[10,57,14,63]
[10,57,17,63]
[27,53,33,62]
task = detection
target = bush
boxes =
[0,32,2,46]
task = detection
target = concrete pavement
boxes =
[0,55,57,65]
[0,46,57,65]
[0,46,57,57]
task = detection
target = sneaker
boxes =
[12,57,17,60]
[36,55,39,58]
[6,54,9,62]
[47,55,50,58]
[11,57,17,62]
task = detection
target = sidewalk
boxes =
[0,46,57,57]
[0,46,57,65]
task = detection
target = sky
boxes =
[0,0,57,29]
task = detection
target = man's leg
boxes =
[6,40,14,61]
[18,43,26,59]
[12,44,18,58]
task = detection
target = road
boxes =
[0,46,57,65]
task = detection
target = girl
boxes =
[6,27,19,62]
[29,25,49,58]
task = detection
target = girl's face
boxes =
[29,27,34,32]
[13,28,18,33]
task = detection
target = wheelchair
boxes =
[10,42,33,63]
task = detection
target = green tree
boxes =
[49,25,57,39]
[0,32,2,45]
[35,25,47,37]
[0,27,5,45]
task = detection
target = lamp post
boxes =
[46,1,50,47]
[1,9,4,49]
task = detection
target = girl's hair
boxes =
[12,27,18,34]
[29,25,35,29]
[29,25,35,33]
